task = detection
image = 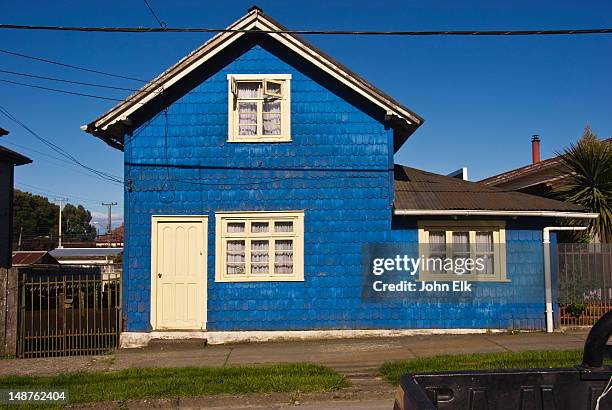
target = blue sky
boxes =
[0,1,611,230]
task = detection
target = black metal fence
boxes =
[17,267,122,358]
[557,243,612,326]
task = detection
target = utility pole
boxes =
[102,202,118,247]
[55,197,68,248]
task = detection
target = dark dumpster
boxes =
[394,311,612,409]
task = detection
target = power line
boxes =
[142,0,166,29]
[0,48,147,82]
[0,78,131,102]
[0,104,124,183]
[15,181,114,205]
[2,140,123,184]
[0,69,140,92]
[0,24,611,36]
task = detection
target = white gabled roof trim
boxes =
[84,8,422,138]
[393,209,599,219]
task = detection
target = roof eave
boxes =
[393,209,599,219]
[83,7,423,150]
[81,124,125,151]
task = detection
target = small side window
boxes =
[418,221,508,282]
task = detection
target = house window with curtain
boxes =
[417,221,508,282]
[227,74,291,142]
[215,211,304,282]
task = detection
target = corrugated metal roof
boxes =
[49,248,123,258]
[12,251,59,266]
[394,165,586,212]
[479,137,612,187]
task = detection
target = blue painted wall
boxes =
[123,43,547,332]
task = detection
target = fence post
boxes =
[0,268,19,356]
[62,274,66,356]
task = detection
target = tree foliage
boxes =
[13,191,98,245]
[62,203,97,240]
[555,127,612,242]
[13,190,58,241]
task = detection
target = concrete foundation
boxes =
[120,328,504,348]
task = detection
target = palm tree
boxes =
[555,127,612,242]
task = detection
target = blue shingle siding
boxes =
[123,44,547,332]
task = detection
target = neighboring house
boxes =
[83,7,595,341]
[49,247,122,281]
[11,251,59,267]
[95,225,124,248]
[0,139,32,268]
[480,135,611,196]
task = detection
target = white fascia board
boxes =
[94,20,254,131]
[259,19,419,124]
[92,13,420,132]
[393,209,599,219]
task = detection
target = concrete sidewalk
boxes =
[0,330,589,409]
[0,329,588,377]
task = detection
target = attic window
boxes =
[227,74,291,142]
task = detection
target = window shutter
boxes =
[230,76,237,96]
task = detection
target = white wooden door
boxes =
[154,218,206,330]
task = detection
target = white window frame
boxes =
[215,211,304,282]
[417,220,508,282]
[227,74,292,142]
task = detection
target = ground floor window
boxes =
[418,221,507,282]
[215,211,304,282]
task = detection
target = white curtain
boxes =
[251,222,269,233]
[263,101,281,135]
[429,231,446,253]
[476,231,494,274]
[227,240,246,274]
[227,222,245,233]
[236,82,260,98]
[274,240,293,274]
[238,102,257,136]
[251,240,269,274]
[475,231,493,252]
[274,221,293,233]
[452,232,470,253]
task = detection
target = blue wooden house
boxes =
[84,7,595,344]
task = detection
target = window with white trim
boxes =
[215,211,304,282]
[227,74,291,142]
[418,221,508,282]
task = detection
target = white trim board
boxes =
[119,328,510,348]
[394,210,599,218]
[83,7,422,143]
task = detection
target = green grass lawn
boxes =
[0,363,349,405]
[380,350,587,385]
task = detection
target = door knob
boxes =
[158,273,162,278]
